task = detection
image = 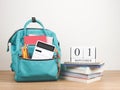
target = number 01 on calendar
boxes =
[70,47,96,62]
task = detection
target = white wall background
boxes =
[0,0,120,70]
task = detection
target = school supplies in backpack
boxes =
[24,35,47,45]
[21,44,29,59]
[7,17,61,82]
[32,40,55,59]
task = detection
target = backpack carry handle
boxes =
[24,17,46,36]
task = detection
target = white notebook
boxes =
[64,76,101,83]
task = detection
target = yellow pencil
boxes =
[22,44,29,59]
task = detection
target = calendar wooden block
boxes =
[70,47,96,62]
[84,47,96,62]
[70,47,83,62]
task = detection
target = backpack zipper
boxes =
[19,56,58,61]
[7,28,46,52]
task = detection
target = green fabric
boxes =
[15,58,58,81]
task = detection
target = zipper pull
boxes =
[7,42,9,52]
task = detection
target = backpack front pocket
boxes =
[15,57,58,81]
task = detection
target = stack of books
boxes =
[61,61,104,83]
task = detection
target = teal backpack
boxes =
[7,17,61,82]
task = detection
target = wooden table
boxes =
[0,71,120,90]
